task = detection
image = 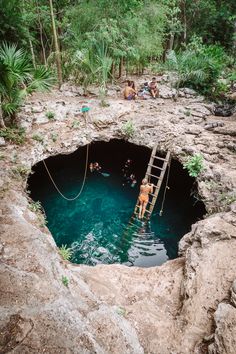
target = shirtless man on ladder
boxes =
[138,179,153,219]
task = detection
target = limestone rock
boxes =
[208,303,236,354]
[0,137,6,146]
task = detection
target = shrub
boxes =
[61,276,69,287]
[121,120,135,138]
[183,154,204,177]
[12,165,30,179]
[50,133,58,142]
[0,127,26,145]
[32,134,44,143]
[46,111,55,120]
[59,245,73,261]
[166,41,229,96]
[71,120,80,129]
[29,200,42,213]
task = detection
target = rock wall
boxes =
[0,80,236,353]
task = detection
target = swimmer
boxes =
[89,162,101,173]
[89,163,94,172]
[138,179,153,219]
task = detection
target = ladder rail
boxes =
[134,148,171,219]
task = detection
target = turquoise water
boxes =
[28,140,205,267]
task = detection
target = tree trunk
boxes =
[118,57,123,78]
[0,105,6,129]
[181,0,187,45]
[36,0,47,67]
[111,62,115,82]
[169,33,175,51]
[49,0,63,87]
[29,37,36,69]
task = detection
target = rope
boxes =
[42,144,89,201]
[159,157,171,216]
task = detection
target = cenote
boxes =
[28,140,205,267]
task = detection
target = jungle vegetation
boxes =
[0,0,236,126]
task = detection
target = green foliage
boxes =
[46,111,55,120]
[50,133,58,142]
[29,200,43,213]
[183,154,204,178]
[71,120,80,129]
[59,245,73,261]
[32,134,44,143]
[121,120,135,138]
[61,275,69,287]
[219,193,236,206]
[0,127,26,144]
[0,42,54,125]
[165,39,229,95]
[12,165,30,179]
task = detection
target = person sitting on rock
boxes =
[148,77,159,98]
[123,81,137,100]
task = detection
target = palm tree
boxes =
[0,42,54,127]
[166,50,208,97]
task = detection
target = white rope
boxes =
[42,144,89,201]
[159,157,171,216]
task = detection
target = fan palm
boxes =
[0,42,54,127]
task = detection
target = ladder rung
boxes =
[152,184,160,189]
[147,173,160,179]
[152,156,167,161]
[149,193,157,197]
[129,222,138,227]
[148,164,163,171]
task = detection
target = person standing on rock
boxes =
[138,179,153,219]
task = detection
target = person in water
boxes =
[138,179,153,219]
[122,159,132,186]
[89,162,101,172]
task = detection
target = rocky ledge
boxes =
[0,77,236,353]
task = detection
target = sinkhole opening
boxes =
[28,139,206,267]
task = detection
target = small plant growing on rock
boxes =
[12,165,30,179]
[29,200,43,213]
[46,111,55,120]
[50,133,58,142]
[59,245,73,261]
[0,127,26,145]
[183,154,204,177]
[219,193,236,208]
[32,134,44,144]
[61,276,69,287]
[71,120,80,129]
[28,200,47,227]
[184,109,191,117]
[121,120,135,139]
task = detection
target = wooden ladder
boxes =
[133,147,171,221]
